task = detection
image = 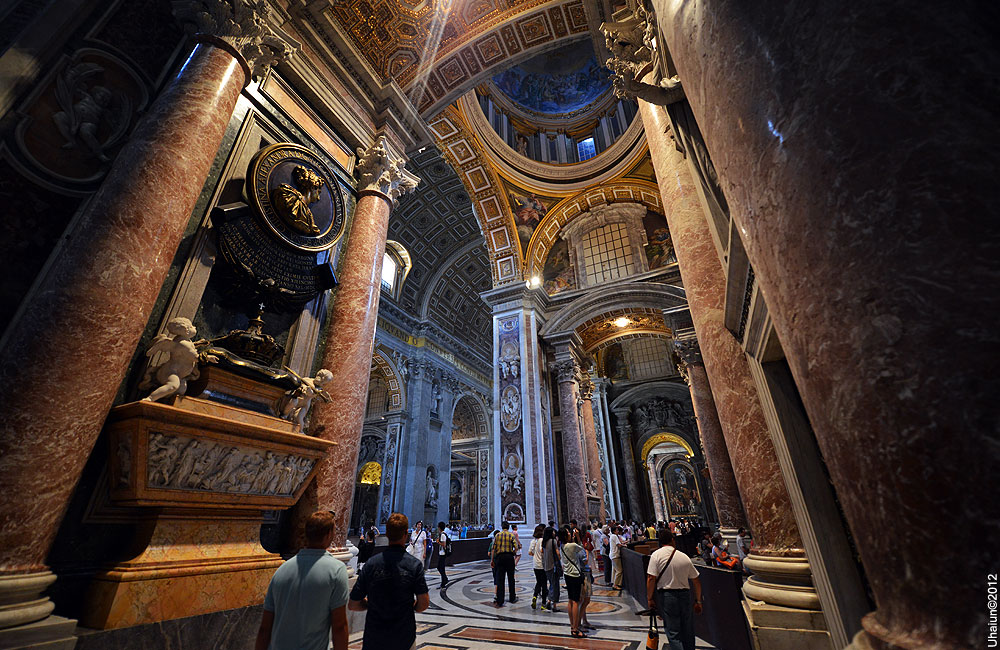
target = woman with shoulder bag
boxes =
[542,526,561,612]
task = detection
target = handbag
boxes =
[646,610,659,649]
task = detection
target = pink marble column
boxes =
[639,101,802,558]
[652,2,996,645]
[0,27,278,627]
[675,341,747,530]
[611,411,644,520]
[552,360,588,523]
[578,379,606,522]
[295,136,417,544]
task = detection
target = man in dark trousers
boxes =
[349,512,430,650]
[646,528,703,650]
[490,520,519,606]
[435,521,449,588]
[255,510,349,650]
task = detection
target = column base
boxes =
[0,571,57,629]
[743,598,833,650]
[80,517,282,630]
[742,553,832,650]
[0,615,76,649]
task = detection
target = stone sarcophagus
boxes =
[82,395,336,630]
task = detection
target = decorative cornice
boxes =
[356,136,419,205]
[172,0,296,82]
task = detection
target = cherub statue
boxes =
[279,367,333,431]
[141,317,211,402]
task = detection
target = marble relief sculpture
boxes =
[141,317,215,402]
[425,467,439,508]
[52,62,131,162]
[278,367,333,431]
[500,446,524,496]
[145,432,313,496]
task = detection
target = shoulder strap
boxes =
[654,549,677,586]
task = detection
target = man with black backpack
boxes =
[435,521,451,588]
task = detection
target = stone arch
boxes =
[371,345,406,410]
[450,391,491,442]
[542,285,687,337]
[526,179,665,280]
[428,104,521,284]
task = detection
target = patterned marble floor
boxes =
[348,558,717,650]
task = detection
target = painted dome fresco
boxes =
[490,40,612,115]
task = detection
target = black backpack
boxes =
[444,534,453,557]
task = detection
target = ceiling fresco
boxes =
[327,0,590,114]
[490,39,611,115]
[387,147,492,360]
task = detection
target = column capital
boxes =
[356,136,419,205]
[172,0,296,82]
[579,378,595,400]
[600,5,684,106]
[551,359,580,384]
[673,337,702,385]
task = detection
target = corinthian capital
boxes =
[601,5,684,106]
[551,359,580,384]
[173,0,296,79]
[356,136,420,205]
[673,338,702,366]
[579,378,595,400]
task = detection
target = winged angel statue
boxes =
[52,62,131,162]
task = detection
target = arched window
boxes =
[582,222,634,284]
[366,376,389,418]
[381,241,411,299]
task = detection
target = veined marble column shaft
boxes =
[0,2,290,628]
[298,137,418,543]
[653,1,997,646]
[553,360,588,523]
[612,413,643,520]
[676,343,747,530]
[578,380,606,522]
[639,102,802,558]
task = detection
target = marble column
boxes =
[296,136,418,544]
[0,1,290,637]
[639,102,828,634]
[552,359,588,523]
[611,411,643,520]
[674,338,747,532]
[578,379,606,522]
[652,2,996,646]
[646,462,665,523]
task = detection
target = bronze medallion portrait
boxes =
[246,143,346,251]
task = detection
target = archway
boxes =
[350,460,383,534]
[448,392,492,526]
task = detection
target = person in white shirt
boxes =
[528,524,548,609]
[609,525,624,590]
[435,521,450,588]
[646,528,703,650]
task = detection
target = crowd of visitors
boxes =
[258,511,750,650]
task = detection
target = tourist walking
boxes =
[255,510,349,650]
[435,521,450,588]
[578,524,597,632]
[609,525,624,590]
[349,513,430,650]
[559,527,586,638]
[490,521,519,606]
[528,524,548,609]
[646,528,703,650]
[406,521,428,566]
[542,526,561,612]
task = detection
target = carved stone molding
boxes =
[172,0,296,80]
[673,338,703,366]
[601,5,684,106]
[355,135,419,205]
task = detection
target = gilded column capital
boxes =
[601,5,684,106]
[355,136,420,206]
[172,0,296,81]
[551,359,580,384]
[579,378,595,401]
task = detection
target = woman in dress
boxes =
[407,521,428,565]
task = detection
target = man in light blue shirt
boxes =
[255,510,349,650]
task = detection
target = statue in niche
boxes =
[426,468,439,508]
[279,367,333,432]
[430,381,442,415]
[141,317,214,402]
[271,165,326,236]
